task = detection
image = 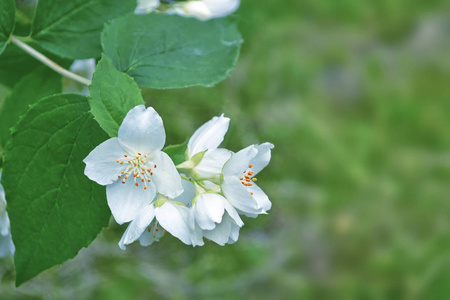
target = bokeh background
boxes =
[2,0,450,299]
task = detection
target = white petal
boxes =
[190,223,205,247]
[106,178,156,224]
[228,222,240,244]
[248,183,272,213]
[173,179,195,206]
[83,138,127,185]
[188,115,230,157]
[175,2,212,20]
[0,234,14,257]
[223,145,258,177]
[118,105,165,155]
[222,176,261,214]
[203,217,232,246]
[118,205,155,250]
[149,151,183,198]
[204,0,240,18]
[195,148,232,177]
[223,200,244,227]
[193,194,225,230]
[155,202,192,245]
[139,220,164,246]
[135,0,160,14]
[251,142,274,176]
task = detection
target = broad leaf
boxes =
[89,55,144,137]
[102,13,242,89]
[163,141,188,166]
[2,94,110,286]
[0,0,15,54]
[0,66,62,149]
[30,0,135,59]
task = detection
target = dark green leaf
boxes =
[30,0,135,59]
[102,13,242,89]
[0,0,15,54]
[2,94,110,286]
[89,55,145,137]
[0,66,62,149]
[163,140,188,166]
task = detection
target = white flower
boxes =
[168,0,240,21]
[135,0,160,14]
[0,171,15,258]
[222,143,274,217]
[185,114,233,177]
[118,179,195,249]
[83,105,183,225]
[189,191,243,246]
[63,59,96,96]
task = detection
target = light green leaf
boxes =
[163,141,188,166]
[102,13,242,89]
[1,94,110,286]
[89,55,145,137]
[0,0,15,54]
[0,66,62,149]
[30,0,135,59]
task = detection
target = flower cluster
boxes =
[84,105,273,248]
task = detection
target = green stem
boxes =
[9,35,91,86]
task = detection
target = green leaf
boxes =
[30,0,135,59]
[0,0,15,54]
[0,66,62,149]
[89,55,145,137]
[1,94,110,286]
[102,13,242,89]
[163,141,188,166]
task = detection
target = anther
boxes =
[141,160,144,163]
[121,171,125,174]
[163,230,166,235]
[147,179,151,182]
[116,159,120,163]
[249,163,253,168]
[144,186,148,190]
[138,152,142,155]
[124,154,128,157]
[154,164,157,168]
[144,154,148,158]
[252,178,257,182]
[141,179,145,182]
[245,175,250,179]
[155,227,159,232]
[153,233,156,238]
[122,180,126,184]
[120,161,124,165]
[141,172,144,175]
[133,174,137,177]
[124,176,128,179]
[250,192,253,195]
[118,175,121,178]
[135,183,139,187]
[137,174,140,178]
[248,171,253,176]
[150,172,153,175]
[148,226,151,232]
[147,169,151,172]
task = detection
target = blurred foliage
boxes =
[1,0,450,299]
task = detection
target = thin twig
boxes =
[10,35,92,86]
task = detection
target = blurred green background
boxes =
[2,0,450,299]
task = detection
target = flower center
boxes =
[116,152,157,190]
[239,163,257,195]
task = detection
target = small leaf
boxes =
[0,0,15,55]
[163,141,188,166]
[0,66,62,148]
[102,13,242,89]
[89,55,145,137]
[2,94,110,286]
[30,0,135,59]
